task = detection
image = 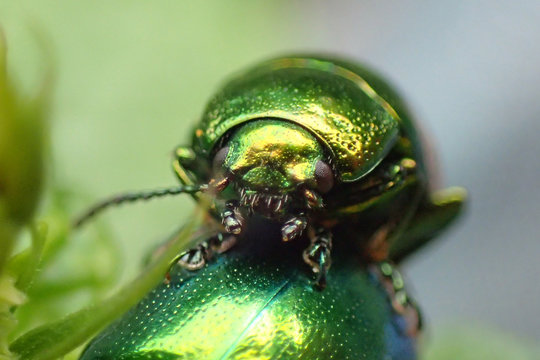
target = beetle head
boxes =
[211,119,334,217]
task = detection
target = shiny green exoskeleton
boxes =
[76,56,466,360]
[172,56,465,282]
[81,223,419,360]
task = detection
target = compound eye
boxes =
[213,146,230,172]
[314,160,334,193]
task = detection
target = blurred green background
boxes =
[1,0,539,358]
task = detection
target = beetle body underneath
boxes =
[80,223,419,360]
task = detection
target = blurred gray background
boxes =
[1,0,539,348]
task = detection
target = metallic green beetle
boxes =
[75,55,465,289]
[75,55,465,358]
[169,56,465,287]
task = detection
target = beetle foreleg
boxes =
[281,214,307,242]
[221,200,244,234]
[303,229,333,289]
[177,232,237,271]
[381,158,417,192]
[176,241,211,271]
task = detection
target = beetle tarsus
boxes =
[177,242,211,271]
[382,158,417,191]
[208,232,237,254]
[281,214,307,242]
[303,230,332,286]
[315,249,329,290]
[373,261,422,335]
[222,200,244,234]
[177,233,237,271]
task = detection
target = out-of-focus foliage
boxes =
[9,217,200,360]
[0,27,204,360]
[0,32,47,228]
[0,29,123,360]
[0,26,49,359]
[9,187,120,341]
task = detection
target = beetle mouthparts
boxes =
[239,188,290,216]
[303,188,324,209]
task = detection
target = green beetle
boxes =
[76,55,465,288]
[168,56,465,287]
[75,55,465,358]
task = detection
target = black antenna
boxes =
[73,184,206,229]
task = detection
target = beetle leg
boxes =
[327,157,418,215]
[303,189,323,209]
[177,232,237,271]
[281,213,307,242]
[380,158,417,191]
[371,261,422,336]
[176,241,211,271]
[173,146,203,186]
[389,186,467,263]
[355,157,417,195]
[303,229,333,289]
[207,232,238,254]
[177,199,241,272]
[221,200,244,234]
[364,222,394,262]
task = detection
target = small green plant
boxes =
[0,26,50,359]
[0,29,199,360]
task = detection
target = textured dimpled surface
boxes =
[225,120,324,190]
[196,57,401,181]
[80,245,414,360]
